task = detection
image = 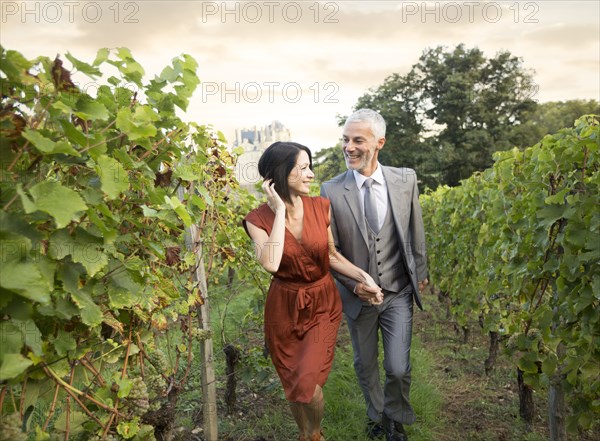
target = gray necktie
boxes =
[363,178,380,233]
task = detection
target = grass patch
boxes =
[175,280,599,441]
[193,280,446,440]
[323,322,445,441]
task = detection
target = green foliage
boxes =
[334,54,596,192]
[421,115,599,431]
[514,99,600,148]
[0,46,260,439]
[352,44,539,189]
[313,142,346,183]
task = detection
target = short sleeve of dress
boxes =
[317,196,330,228]
[242,208,265,238]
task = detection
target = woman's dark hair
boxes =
[258,142,312,203]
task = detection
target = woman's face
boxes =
[287,150,314,197]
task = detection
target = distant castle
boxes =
[234,121,291,188]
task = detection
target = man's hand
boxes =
[418,278,429,293]
[354,282,384,305]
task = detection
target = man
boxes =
[320,109,428,441]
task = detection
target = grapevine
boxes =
[0,46,258,439]
[421,115,599,433]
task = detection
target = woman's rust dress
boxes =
[243,196,343,403]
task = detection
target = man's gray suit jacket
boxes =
[321,166,428,320]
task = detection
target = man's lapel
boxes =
[382,167,408,247]
[342,171,369,247]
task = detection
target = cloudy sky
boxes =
[2,1,599,151]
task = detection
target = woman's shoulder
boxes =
[308,195,330,210]
[303,196,330,221]
[303,195,329,205]
[242,203,272,236]
[245,203,271,223]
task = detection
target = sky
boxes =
[1,0,599,152]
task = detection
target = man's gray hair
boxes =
[344,109,386,140]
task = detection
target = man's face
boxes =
[342,121,384,176]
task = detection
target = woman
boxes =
[243,141,382,441]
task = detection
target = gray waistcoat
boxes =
[367,200,410,293]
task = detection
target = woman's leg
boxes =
[290,401,308,440]
[290,385,325,440]
[306,385,325,440]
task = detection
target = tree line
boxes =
[315,44,599,190]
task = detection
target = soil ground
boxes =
[178,289,599,441]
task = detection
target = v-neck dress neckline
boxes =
[285,195,306,244]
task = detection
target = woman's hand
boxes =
[262,179,286,213]
[355,272,384,305]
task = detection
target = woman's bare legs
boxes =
[290,384,325,441]
[306,385,324,440]
[289,401,308,440]
[289,385,325,441]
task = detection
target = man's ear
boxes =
[377,137,386,150]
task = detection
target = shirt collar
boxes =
[353,164,384,189]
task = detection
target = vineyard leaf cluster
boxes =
[0,46,261,439]
[421,115,599,431]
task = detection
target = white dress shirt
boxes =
[353,164,388,232]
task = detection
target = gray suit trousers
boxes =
[345,283,416,424]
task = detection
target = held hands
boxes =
[355,272,384,305]
[355,276,428,305]
[262,179,285,213]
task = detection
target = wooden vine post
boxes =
[183,185,218,441]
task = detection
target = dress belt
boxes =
[273,273,332,311]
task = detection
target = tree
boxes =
[512,99,600,147]
[352,44,539,189]
[313,142,346,183]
